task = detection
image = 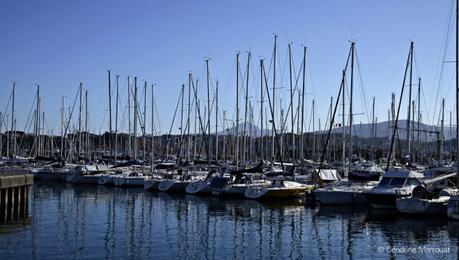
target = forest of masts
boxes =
[0,37,454,166]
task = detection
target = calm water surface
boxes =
[0,181,458,259]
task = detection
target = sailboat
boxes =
[396,168,457,215]
[310,42,380,205]
[112,167,147,187]
[209,162,268,198]
[244,176,311,200]
[394,1,459,216]
[348,162,384,182]
[185,170,217,195]
[65,164,111,184]
[158,166,208,193]
[397,187,457,215]
[364,169,425,209]
[143,172,164,191]
[34,162,76,182]
[314,180,377,205]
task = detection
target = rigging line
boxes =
[278,47,289,95]
[153,96,162,134]
[17,96,37,152]
[164,89,183,159]
[218,57,237,119]
[354,47,371,124]
[1,88,13,129]
[280,54,304,130]
[413,49,434,127]
[263,60,285,170]
[98,107,108,133]
[132,84,147,134]
[442,68,456,115]
[166,89,182,136]
[386,45,412,170]
[431,0,454,125]
[303,100,314,159]
[191,78,210,161]
[318,76,344,170]
[265,40,276,90]
[63,87,80,138]
[27,112,38,158]
[118,98,128,133]
[291,58,305,129]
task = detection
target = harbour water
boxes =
[0,181,457,259]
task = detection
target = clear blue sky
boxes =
[0,0,456,135]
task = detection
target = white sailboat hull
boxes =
[185,180,211,194]
[396,197,448,215]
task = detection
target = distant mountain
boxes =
[218,120,455,141]
[330,120,455,141]
[218,122,272,137]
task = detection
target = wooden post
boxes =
[6,188,13,222]
[13,186,20,220]
[0,189,6,223]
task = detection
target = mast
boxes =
[41,111,45,157]
[312,99,316,160]
[108,70,112,156]
[151,83,155,168]
[391,93,396,162]
[11,82,15,157]
[115,76,119,163]
[327,97,333,161]
[243,52,251,162]
[36,85,40,157]
[417,78,421,146]
[441,98,445,162]
[194,80,199,160]
[0,112,2,157]
[215,80,219,161]
[249,102,254,159]
[280,103,284,159]
[288,43,295,162]
[407,42,414,158]
[372,97,375,161]
[79,82,82,156]
[6,115,9,158]
[412,100,416,161]
[236,53,240,168]
[144,82,147,163]
[451,111,454,162]
[260,59,264,161]
[301,46,306,160]
[223,110,227,161]
[188,74,192,162]
[349,42,355,167]
[60,97,64,159]
[206,59,211,162]
[341,70,346,173]
[134,77,138,161]
[271,35,277,163]
[85,90,89,159]
[128,76,132,158]
[375,117,378,158]
[297,90,301,156]
[180,84,184,160]
[456,0,459,183]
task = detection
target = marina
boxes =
[2,0,459,258]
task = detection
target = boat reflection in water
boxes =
[0,181,457,259]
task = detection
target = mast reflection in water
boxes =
[0,181,457,259]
